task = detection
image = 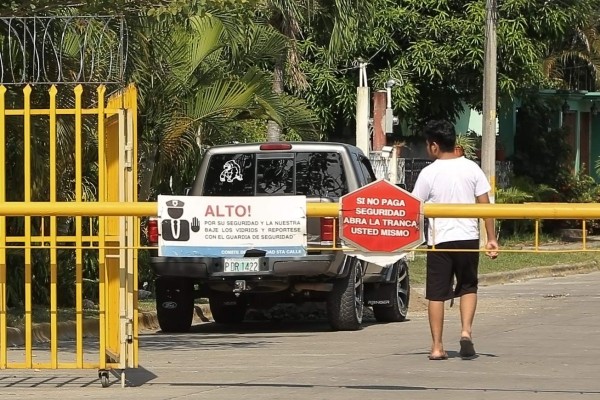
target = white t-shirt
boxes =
[412,156,491,245]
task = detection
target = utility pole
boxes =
[355,62,370,155]
[482,0,497,202]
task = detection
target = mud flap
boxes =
[364,283,393,307]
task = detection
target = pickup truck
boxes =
[149,142,410,332]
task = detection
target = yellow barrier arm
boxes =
[2,202,600,219]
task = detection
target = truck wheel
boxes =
[327,259,364,331]
[373,261,410,323]
[155,278,194,333]
[209,294,247,324]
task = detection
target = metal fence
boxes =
[370,152,513,191]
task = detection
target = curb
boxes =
[5,319,100,347]
[137,304,212,332]
[4,306,212,346]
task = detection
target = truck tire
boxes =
[209,294,247,324]
[155,277,194,333]
[373,261,410,323]
[327,258,364,331]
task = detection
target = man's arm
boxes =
[476,192,499,259]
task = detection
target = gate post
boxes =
[103,84,138,385]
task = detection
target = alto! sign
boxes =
[340,180,424,253]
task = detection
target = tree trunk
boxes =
[138,146,159,201]
[266,59,284,142]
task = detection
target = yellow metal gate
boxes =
[0,84,138,387]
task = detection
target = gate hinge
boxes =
[124,143,133,170]
[126,318,133,344]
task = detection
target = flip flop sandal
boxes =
[459,337,476,359]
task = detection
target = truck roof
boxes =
[205,141,365,156]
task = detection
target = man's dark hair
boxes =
[422,120,456,152]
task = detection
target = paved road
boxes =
[2,272,600,399]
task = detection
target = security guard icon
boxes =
[162,199,190,241]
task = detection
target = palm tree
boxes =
[261,0,316,142]
[544,12,600,91]
[125,8,319,200]
[265,0,300,142]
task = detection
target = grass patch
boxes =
[497,232,562,247]
[409,249,598,285]
[138,299,156,313]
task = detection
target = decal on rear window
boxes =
[220,160,243,183]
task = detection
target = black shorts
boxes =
[425,239,480,301]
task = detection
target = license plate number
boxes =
[223,258,260,272]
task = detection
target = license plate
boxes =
[223,258,260,272]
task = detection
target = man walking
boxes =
[412,120,499,360]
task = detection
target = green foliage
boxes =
[512,95,600,234]
[455,133,478,160]
[552,170,600,232]
[294,0,597,139]
[495,176,559,237]
[513,96,572,187]
[511,95,600,231]
[124,7,318,200]
[506,176,559,203]
[496,187,533,205]
[0,0,259,17]
[544,9,600,91]
[4,1,598,143]
[6,247,100,309]
[558,171,600,204]
[594,157,600,181]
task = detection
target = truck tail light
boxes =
[148,217,159,246]
[320,217,335,242]
[259,143,292,151]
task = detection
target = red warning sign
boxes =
[340,180,424,252]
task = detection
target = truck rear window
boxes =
[203,152,348,197]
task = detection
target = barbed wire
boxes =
[0,15,127,85]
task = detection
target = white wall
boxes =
[454,105,497,136]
